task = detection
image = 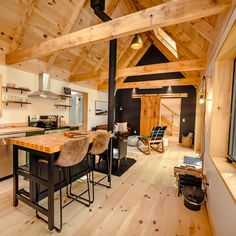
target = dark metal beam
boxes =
[91,0,117,132]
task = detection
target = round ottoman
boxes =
[127,135,139,147]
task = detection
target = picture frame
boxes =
[95,100,108,115]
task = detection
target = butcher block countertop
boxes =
[0,126,44,135]
[10,131,97,154]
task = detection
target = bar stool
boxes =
[89,131,112,188]
[36,137,93,232]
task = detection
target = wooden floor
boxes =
[0,136,212,236]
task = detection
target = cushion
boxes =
[117,122,128,133]
[114,123,119,132]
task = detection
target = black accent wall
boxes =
[115,45,196,143]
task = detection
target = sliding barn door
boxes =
[140,96,161,136]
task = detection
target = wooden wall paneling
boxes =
[82,92,88,131]
[217,19,236,60]
[140,96,161,136]
[210,60,234,157]
[6,0,231,64]
[194,90,205,153]
[0,74,2,117]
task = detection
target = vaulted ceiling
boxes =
[0,0,234,90]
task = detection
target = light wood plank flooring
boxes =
[0,136,212,236]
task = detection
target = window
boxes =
[228,60,236,162]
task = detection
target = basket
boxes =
[182,135,193,148]
[182,185,205,211]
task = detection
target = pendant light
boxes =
[131,34,143,50]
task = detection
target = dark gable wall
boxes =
[115,45,196,143]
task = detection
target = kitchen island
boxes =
[10,131,104,231]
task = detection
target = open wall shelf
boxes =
[2,86,31,93]
[3,101,32,106]
[54,104,71,109]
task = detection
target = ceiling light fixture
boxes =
[131,34,143,50]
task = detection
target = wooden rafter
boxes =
[98,36,152,90]
[69,0,120,78]
[164,24,207,58]
[46,0,86,71]
[149,32,201,78]
[190,18,216,44]
[117,77,201,89]
[9,0,37,52]
[6,0,231,64]
[93,35,135,73]
[72,58,206,82]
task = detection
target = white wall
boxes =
[0,65,108,130]
[203,62,236,236]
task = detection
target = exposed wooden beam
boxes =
[46,0,86,71]
[69,0,120,78]
[117,77,201,89]
[9,0,37,52]
[71,59,206,82]
[164,24,207,58]
[98,35,151,88]
[190,18,216,44]
[6,0,231,64]
[116,38,152,84]
[93,35,135,73]
[149,32,200,78]
[217,17,236,60]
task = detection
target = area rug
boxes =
[95,157,136,177]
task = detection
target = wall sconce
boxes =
[119,106,123,111]
[199,94,205,104]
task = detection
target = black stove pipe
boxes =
[91,2,117,132]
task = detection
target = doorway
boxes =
[70,91,88,130]
[160,98,181,141]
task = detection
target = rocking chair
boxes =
[137,126,167,155]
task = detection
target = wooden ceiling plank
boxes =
[164,24,207,58]
[71,58,205,82]
[93,35,135,73]
[149,32,200,78]
[117,77,200,89]
[6,0,231,64]
[9,0,37,52]
[69,0,120,78]
[190,18,216,44]
[46,0,86,71]
[97,37,151,90]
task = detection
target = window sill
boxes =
[211,156,236,203]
